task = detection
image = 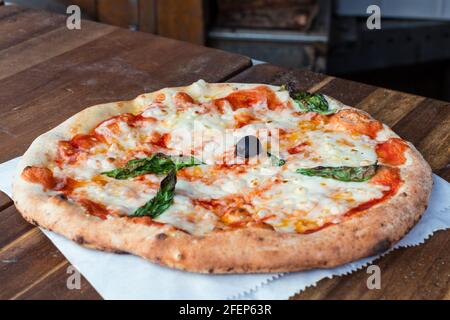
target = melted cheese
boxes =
[51,81,399,235]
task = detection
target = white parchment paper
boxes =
[1,157,449,299]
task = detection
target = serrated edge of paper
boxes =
[228,273,284,300]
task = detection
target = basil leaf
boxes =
[296,164,378,182]
[267,152,286,166]
[131,169,177,218]
[102,153,202,179]
[292,91,333,114]
[173,155,205,171]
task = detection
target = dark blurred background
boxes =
[4,0,450,101]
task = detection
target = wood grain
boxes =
[138,0,157,33]
[13,260,101,300]
[0,7,65,51]
[0,22,117,81]
[229,63,330,90]
[393,99,450,172]
[156,0,205,44]
[0,205,34,249]
[97,0,138,29]
[0,192,12,211]
[0,229,67,300]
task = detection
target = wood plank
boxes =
[156,0,205,44]
[0,4,27,20]
[0,228,67,300]
[0,204,100,299]
[229,64,329,90]
[71,0,98,19]
[435,167,450,182]
[318,78,377,107]
[139,0,157,33]
[393,99,450,172]
[0,192,12,211]
[97,0,139,29]
[0,22,117,81]
[356,89,425,127]
[0,8,66,51]
[0,205,34,249]
[13,262,101,300]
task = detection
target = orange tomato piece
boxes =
[371,166,402,191]
[376,138,408,165]
[328,109,383,139]
[174,92,195,108]
[21,166,56,190]
[77,199,110,220]
[220,86,283,111]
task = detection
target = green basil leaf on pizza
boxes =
[102,153,202,179]
[131,169,177,218]
[291,91,335,115]
[173,155,205,170]
[296,164,378,182]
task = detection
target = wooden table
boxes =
[0,5,449,300]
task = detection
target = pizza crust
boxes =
[12,83,433,273]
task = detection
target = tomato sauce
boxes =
[77,198,110,220]
[376,138,408,166]
[233,111,257,128]
[216,86,283,111]
[55,176,84,194]
[173,92,195,108]
[127,216,165,227]
[56,132,105,166]
[287,142,310,154]
[21,166,57,190]
[328,109,383,139]
[149,132,171,149]
[345,167,402,217]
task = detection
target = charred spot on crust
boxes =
[112,250,127,254]
[31,219,40,227]
[371,239,391,255]
[175,252,184,261]
[401,192,408,197]
[156,233,168,240]
[74,235,86,245]
[208,268,214,273]
[56,193,68,200]
[257,237,265,242]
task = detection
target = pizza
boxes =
[12,80,432,273]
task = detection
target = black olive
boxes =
[235,135,262,158]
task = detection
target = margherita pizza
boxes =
[13,80,432,273]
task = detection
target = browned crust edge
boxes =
[12,83,433,273]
